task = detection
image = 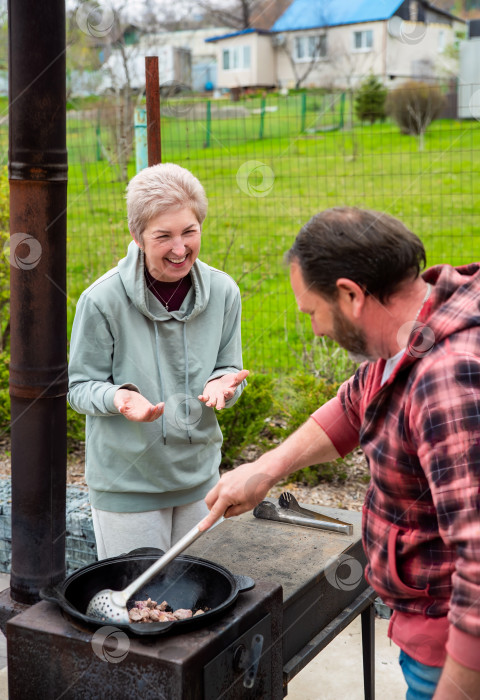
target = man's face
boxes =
[140,207,201,282]
[331,303,372,362]
[290,262,372,361]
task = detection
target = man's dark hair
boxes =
[287,207,426,303]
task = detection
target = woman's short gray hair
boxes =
[126,163,208,242]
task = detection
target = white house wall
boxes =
[256,35,276,86]
[274,23,384,89]
[212,17,461,91]
[385,21,459,83]
[139,27,231,64]
[215,33,275,89]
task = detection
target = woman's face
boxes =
[139,207,201,282]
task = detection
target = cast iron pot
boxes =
[41,547,255,636]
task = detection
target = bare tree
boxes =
[69,0,191,181]
[280,34,329,89]
[193,0,263,29]
[386,81,445,151]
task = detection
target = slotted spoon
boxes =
[86,518,221,624]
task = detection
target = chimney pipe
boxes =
[8,0,68,604]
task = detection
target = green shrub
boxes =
[385,80,445,136]
[0,349,9,432]
[0,170,9,351]
[354,74,387,124]
[217,373,274,468]
[67,405,86,452]
[268,374,348,484]
[0,169,10,435]
[289,315,358,384]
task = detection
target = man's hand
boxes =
[198,459,277,531]
[198,369,249,410]
[433,654,480,699]
[114,389,164,422]
[198,418,342,532]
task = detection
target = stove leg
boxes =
[361,602,375,700]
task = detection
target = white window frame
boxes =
[243,45,251,69]
[294,34,327,62]
[222,44,251,71]
[222,49,230,70]
[438,29,445,53]
[352,29,373,52]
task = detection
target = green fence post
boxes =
[205,100,211,148]
[339,92,345,129]
[301,92,307,132]
[96,109,102,161]
[134,106,148,172]
[259,96,266,139]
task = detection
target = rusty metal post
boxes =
[145,56,162,165]
[8,0,67,603]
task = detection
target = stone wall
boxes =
[0,480,97,575]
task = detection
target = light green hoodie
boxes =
[68,241,245,512]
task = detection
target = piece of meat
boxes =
[193,609,205,616]
[129,608,143,622]
[157,611,177,622]
[148,609,162,621]
[130,599,199,623]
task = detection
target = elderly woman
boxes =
[68,163,248,559]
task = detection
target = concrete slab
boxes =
[0,575,8,678]
[286,616,407,699]
[0,667,6,700]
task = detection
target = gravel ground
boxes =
[241,445,370,512]
[0,439,370,512]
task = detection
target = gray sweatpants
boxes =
[91,499,209,560]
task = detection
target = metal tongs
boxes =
[253,491,353,535]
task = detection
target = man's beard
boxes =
[331,304,374,363]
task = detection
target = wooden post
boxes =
[145,56,161,165]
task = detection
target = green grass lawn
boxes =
[4,92,480,376]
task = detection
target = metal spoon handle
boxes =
[113,524,205,607]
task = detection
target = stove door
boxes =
[204,614,273,699]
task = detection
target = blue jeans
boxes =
[399,650,443,700]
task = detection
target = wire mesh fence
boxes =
[2,82,480,375]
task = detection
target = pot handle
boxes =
[122,547,166,558]
[40,586,67,606]
[234,574,255,592]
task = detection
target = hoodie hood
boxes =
[117,240,211,322]
[362,263,480,395]
[391,263,480,378]
[422,263,480,341]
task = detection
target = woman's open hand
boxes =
[198,370,249,410]
[114,389,164,422]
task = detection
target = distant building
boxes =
[72,26,232,96]
[135,27,232,92]
[206,0,465,90]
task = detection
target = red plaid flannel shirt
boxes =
[313,263,480,668]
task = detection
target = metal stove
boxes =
[4,505,374,699]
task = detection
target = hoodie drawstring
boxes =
[183,324,192,444]
[154,322,193,444]
[154,324,167,444]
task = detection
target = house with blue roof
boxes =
[206,0,464,91]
